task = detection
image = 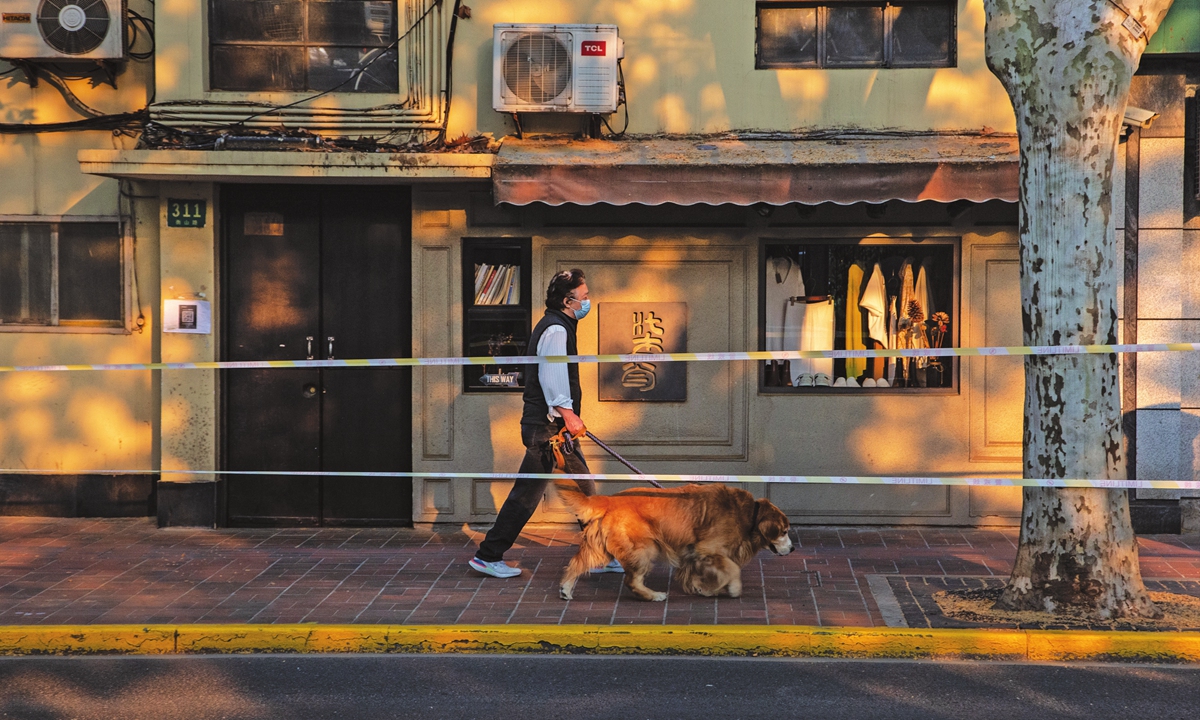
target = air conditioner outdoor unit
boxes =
[0,0,125,60]
[493,23,623,114]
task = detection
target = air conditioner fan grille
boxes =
[503,33,571,104]
[37,0,111,55]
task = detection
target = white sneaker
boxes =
[469,557,522,578]
[846,376,860,388]
[833,377,847,387]
[876,378,890,388]
[814,373,832,386]
[862,378,878,388]
[798,374,815,387]
[590,559,625,574]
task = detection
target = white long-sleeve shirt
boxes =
[537,325,573,419]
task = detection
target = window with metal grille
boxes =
[0,223,124,329]
[756,1,956,69]
[209,0,399,92]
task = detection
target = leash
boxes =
[549,428,665,489]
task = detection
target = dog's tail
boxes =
[552,480,606,525]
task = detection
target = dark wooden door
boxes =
[223,185,412,526]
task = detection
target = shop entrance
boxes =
[221,185,412,526]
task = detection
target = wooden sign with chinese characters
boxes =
[598,302,687,402]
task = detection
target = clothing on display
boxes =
[845,263,867,380]
[783,297,834,385]
[858,262,889,348]
[761,243,952,390]
[765,256,805,352]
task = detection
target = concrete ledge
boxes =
[1,625,1198,662]
[78,149,494,183]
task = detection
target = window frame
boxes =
[757,234,961,395]
[206,0,401,94]
[755,0,958,70]
[0,216,132,334]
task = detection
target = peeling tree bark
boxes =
[982,0,1175,619]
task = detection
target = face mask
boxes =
[571,298,591,320]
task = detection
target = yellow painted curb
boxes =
[1026,630,1200,663]
[809,627,1028,660]
[0,625,1197,662]
[0,626,176,655]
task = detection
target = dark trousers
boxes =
[475,421,595,562]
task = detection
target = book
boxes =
[473,263,521,305]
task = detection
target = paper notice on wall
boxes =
[164,299,212,334]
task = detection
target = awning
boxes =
[493,135,1019,207]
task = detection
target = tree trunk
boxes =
[982,0,1175,618]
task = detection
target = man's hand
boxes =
[558,407,586,438]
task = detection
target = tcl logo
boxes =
[580,41,606,56]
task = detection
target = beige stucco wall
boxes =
[150,0,1017,137]
[0,0,156,478]
[451,0,1017,137]
[158,183,219,484]
[0,186,159,475]
[410,186,1025,526]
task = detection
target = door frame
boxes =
[217,183,414,527]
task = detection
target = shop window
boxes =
[756,1,956,69]
[760,239,957,392]
[0,222,124,329]
[461,237,532,392]
[209,0,399,92]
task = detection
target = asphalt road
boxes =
[2,654,1199,720]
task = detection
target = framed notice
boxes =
[164,299,211,334]
[598,302,687,402]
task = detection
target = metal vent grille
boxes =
[37,0,110,55]
[503,33,571,104]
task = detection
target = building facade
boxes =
[0,0,1196,528]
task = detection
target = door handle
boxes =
[306,336,314,361]
[327,336,335,360]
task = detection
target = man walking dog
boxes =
[469,268,623,578]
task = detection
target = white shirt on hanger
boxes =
[765,256,804,352]
[859,263,889,347]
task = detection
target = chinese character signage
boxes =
[598,302,687,402]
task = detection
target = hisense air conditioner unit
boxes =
[493,23,622,113]
[1,0,125,60]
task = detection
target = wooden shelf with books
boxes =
[461,237,532,392]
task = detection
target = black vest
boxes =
[522,309,582,426]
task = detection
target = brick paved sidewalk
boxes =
[1,518,1198,628]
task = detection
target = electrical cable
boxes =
[220,0,443,130]
[38,70,106,117]
[600,60,629,137]
[432,0,463,147]
[118,180,147,333]
[0,110,148,134]
[126,10,155,61]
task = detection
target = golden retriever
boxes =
[554,480,793,602]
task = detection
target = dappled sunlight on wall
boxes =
[0,370,151,471]
[453,0,1016,137]
[654,94,693,134]
[846,395,968,472]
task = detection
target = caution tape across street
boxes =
[0,468,1195,491]
[1,341,1198,373]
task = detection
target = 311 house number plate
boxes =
[167,199,207,228]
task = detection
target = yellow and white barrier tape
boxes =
[0,468,1196,491]
[1,342,1198,373]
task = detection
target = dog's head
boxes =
[753,499,793,555]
